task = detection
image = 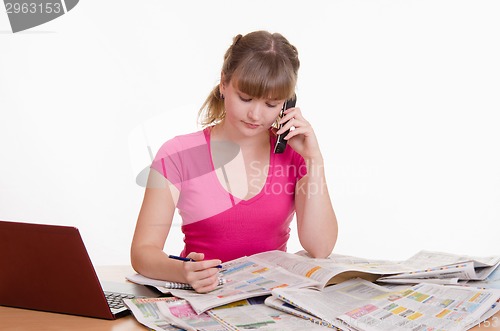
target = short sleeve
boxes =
[293,151,307,181]
[150,138,184,190]
[150,130,214,191]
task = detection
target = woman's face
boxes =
[220,79,285,137]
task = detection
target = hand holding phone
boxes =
[274,94,297,154]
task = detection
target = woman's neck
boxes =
[210,122,269,149]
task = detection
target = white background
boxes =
[1,1,499,266]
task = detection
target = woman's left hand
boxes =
[275,107,322,160]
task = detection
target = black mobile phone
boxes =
[274,94,297,154]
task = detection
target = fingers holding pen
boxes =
[185,263,222,293]
[183,252,222,270]
[181,252,223,293]
[189,272,221,293]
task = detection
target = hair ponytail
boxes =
[198,84,225,127]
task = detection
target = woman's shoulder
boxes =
[170,129,207,144]
[157,129,208,154]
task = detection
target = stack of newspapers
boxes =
[124,249,500,331]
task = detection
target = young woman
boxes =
[131,30,338,293]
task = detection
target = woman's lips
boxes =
[243,122,260,129]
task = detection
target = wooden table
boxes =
[1,265,498,330]
[0,266,146,331]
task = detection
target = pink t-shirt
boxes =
[151,128,306,262]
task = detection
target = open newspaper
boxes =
[294,249,500,285]
[130,249,499,314]
[166,249,423,314]
[167,249,424,314]
[168,251,320,314]
[271,278,500,331]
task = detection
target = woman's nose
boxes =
[247,102,264,121]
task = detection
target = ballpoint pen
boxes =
[168,255,223,268]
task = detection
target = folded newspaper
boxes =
[123,296,225,331]
[376,250,500,284]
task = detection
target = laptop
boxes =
[0,220,162,319]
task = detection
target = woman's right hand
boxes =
[181,252,222,293]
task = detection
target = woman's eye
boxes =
[266,103,279,108]
[239,96,252,102]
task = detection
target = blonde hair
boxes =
[198,31,300,127]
